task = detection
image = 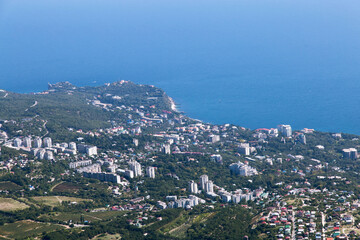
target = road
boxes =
[25,101,38,112]
[41,120,49,137]
[321,212,325,240]
[292,207,296,240]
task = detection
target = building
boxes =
[232,194,242,204]
[23,137,32,148]
[34,137,42,148]
[278,124,292,137]
[69,142,77,151]
[83,172,121,184]
[146,166,156,178]
[86,146,97,156]
[13,138,22,148]
[208,134,220,143]
[107,165,117,173]
[64,149,76,155]
[43,137,52,148]
[69,160,92,169]
[78,144,97,156]
[77,164,101,173]
[188,180,198,194]
[167,195,205,209]
[298,134,306,144]
[44,151,54,160]
[332,133,342,139]
[133,138,139,147]
[129,160,142,177]
[36,149,46,159]
[200,175,209,190]
[229,162,258,176]
[163,144,171,154]
[206,180,214,193]
[125,169,134,179]
[210,154,222,163]
[157,201,167,209]
[238,143,250,155]
[60,143,68,148]
[343,148,358,160]
[220,192,232,202]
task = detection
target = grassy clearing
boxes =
[0,181,21,191]
[31,196,92,207]
[0,220,64,239]
[0,198,29,212]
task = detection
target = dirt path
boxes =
[55,196,63,204]
[50,182,64,192]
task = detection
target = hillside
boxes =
[0,81,174,137]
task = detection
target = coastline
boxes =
[168,96,179,113]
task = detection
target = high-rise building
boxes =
[125,169,134,178]
[188,180,198,194]
[229,162,258,176]
[343,148,358,160]
[36,149,46,160]
[133,139,139,147]
[86,146,97,156]
[78,144,97,156]
[83,172,121,184]
[206,180,214,193]
[200,175,208,190]
[34,137,42,148]
[163,144,171,154]
[13,138,22,147]
[129,160,142,177]
[45,151,54,160]
[43,137,52,148]
[277,125,292,137]
[60,143,68,148]
[146,166,156,178]
[69,142,77,151]
[210,154,222,163]
[238,143,251,155]
[23,137,32,148]
[69,160,92,169]
[208,134,220,143]
[298,134,306,144]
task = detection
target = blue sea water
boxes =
[0,0,360,133]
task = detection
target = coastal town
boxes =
[0,82,360,239]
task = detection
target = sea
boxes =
[0,0,360,134]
